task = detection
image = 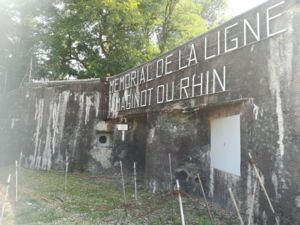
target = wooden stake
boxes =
[64,154,69,194]
[133,162,137,202]
[248,153,280,225]
[15,161,18,203]
[228,187,245,225]
[176,180,186,225]
[120,161,127,205]
[247,179,257,225]
[168,153,173,190]
[168,153,175,222]
[0,174,11,225]
[197,174,215,225]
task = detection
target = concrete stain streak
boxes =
[57,91,70,151]
[72,93,85,158]
[41,91,70,170]
[253,103,260,120]
[85,95,94,125]
[94,92,100,118]
[31,99,44,169]
[272,172,279,200]
[268,12,294,193]
[42,101,53,170]
[268,40,286,163]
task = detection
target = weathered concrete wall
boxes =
[107,0,300,224]
[0,80,113,172]
[1,0,300,224]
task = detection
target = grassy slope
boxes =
[0,166,237,225]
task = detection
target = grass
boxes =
[0,166,236,225]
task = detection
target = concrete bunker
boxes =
[104,1,300,223]
[1,0,300,224]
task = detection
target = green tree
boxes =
[0,0,54,90]
[36,0,161,79]
[0,0,228,83]
[156,0,208,53]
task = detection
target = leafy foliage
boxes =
[0,0,228,86]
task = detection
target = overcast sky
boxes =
[228,0,268,16]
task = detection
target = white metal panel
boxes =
[210,114,241,176]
